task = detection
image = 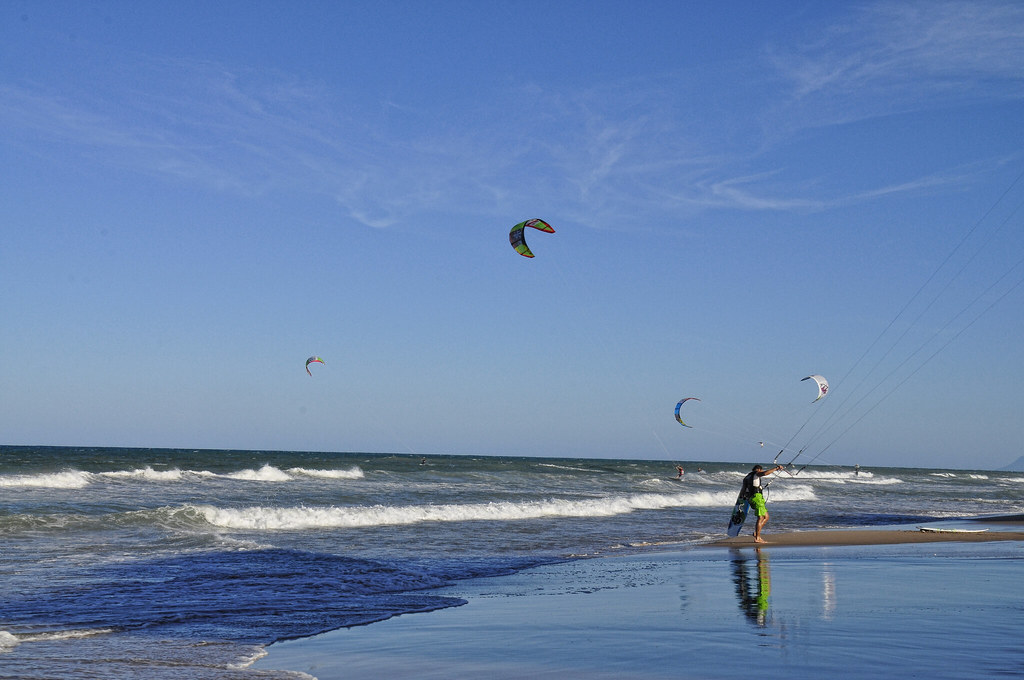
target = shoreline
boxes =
[255,522,1024,679]
[707,525,1024,547]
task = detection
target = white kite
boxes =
[801,374,829,402]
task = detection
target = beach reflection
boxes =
[731,548,772,626]
[822,563,836,621]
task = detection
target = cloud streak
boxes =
[769,1,1024,122]
[2,3,1021,232]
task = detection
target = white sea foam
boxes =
[5,464,362,487]
[286,466,364,479]
[27,628,117,641]
[0,470,92,488]
[193,487,818,531]
[846,477,903,486]
[228,645,319,678]
[768,484,817,501]
[783,470,904,486]
[536,463,593,472]
[225,464,294,482]
[101,466,185,482]
[0,631,18,651]
[2,628,116,645]
[229,646,267,670]
[785,469,859,479]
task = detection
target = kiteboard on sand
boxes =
[726,492,750,537]
[918,527,988,533]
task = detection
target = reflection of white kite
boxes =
[801,374,829,402]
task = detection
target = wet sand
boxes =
[710,526,1024,547]
[255,524,1024,680]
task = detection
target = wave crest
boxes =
[101,467,184,482]
[287,466,364,480]
[192,487,818,531]
[0,470,92,489]
[0,464,364,488]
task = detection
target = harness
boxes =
[743,471,771,502]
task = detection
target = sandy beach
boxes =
[256,522,1024,679]
[710,526,1024,547]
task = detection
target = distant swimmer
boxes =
[741,464,784,543]
[675,466,685,480]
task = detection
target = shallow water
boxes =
[260,542,1024,680]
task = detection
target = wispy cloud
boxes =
[769,1,1024,122]
[704,173,826,212]
[3,3,1020,233]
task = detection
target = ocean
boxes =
[1,445,1022,679]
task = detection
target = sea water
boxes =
[1,446,1021,679]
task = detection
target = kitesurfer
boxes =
[742,464,784,543]
[675,466,685,479]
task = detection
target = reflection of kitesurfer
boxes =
[675,466,685,479]
[742,464,784,543]
[732,548,772,626]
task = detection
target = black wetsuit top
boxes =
[741,471,765,499]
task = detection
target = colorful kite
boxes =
[305,356,325,376]
[674,397,701,428]
[509,218,555,258]
[801,374,829,402]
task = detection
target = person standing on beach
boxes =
[742,464,784,543]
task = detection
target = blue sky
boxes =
[2,1,1023,469]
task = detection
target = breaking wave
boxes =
[0,470,92,489]
[0,465,363,488]
[191,487,818,531]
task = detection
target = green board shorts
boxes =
[749,493,767,517]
